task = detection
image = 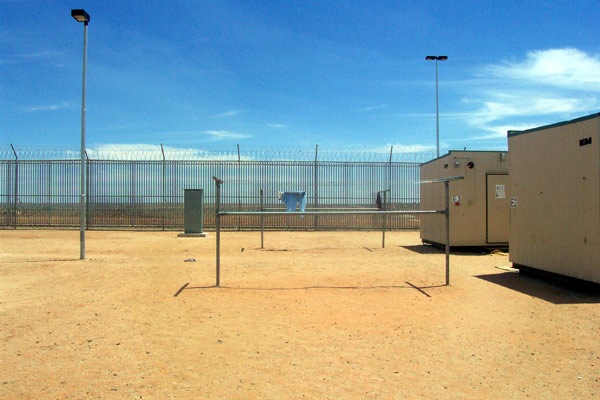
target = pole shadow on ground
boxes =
[174,282,443,297]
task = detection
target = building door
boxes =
[486,174,510,244]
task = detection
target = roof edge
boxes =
[420,149,507,166]
[508,112,600,138]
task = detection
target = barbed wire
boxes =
[0,143,443,163]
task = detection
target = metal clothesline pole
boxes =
[377,189,391,249]
[219,210,444,216]
[262,207,380,211]
[260,188,264,249]
[383,191,387,248]
[212,176,463,288]
[445,180,450,285]
[213,176,223,287]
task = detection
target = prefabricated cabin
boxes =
[420,151,510,247]
[508,113,600,284]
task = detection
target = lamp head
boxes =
[71,9,90,23]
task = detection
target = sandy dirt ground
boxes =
[1,229,599,399]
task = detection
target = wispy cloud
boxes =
[86,144,247,161]
[26,101,74,112]
[373,143,436,153]
[463,48,600,141]
[361,104,387,112]
[210,110,245,118]
[486,48,600,91]
[204,130,252,140]
[468,93,595,125]
[470,123,542,140]
[0,50,65,65]
[266,123,288,129]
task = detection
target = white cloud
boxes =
[361,104,387,112]
[204,130,252,140]
[487,48,600,91]
[267,123,288,129]
[26,101,73,112]
[470,123,542,141]
[359,143,437,154]
[210,110,245,118]
[469,94,595,125]
[464,48,600,141]
[387,144,436,153]
[85,143,247,160]
[86,144,202,160]
[0,50,65,65]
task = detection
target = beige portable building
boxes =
[420,151,510,247]
[508,113,600,284]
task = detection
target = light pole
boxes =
[72,9,90,260]
[426,55,447,158]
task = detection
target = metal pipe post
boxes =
[259,188,264,249]
[388,145,393,191]
[435,59,439,158]
[161,143,165,231]
[313,144,319,231]
[382,191,387,248]
[10,144,18,229]
[47,162,51,226]
[213,177,222,287]
[85,151,90,229]
[445,180,450,285]
[236,144,241,230]
[79,21,88,260]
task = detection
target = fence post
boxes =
[260,188,264,249]
[47,161,51,226]
[161,143,166,231]
[388,145,393,229]
[236,144,241,231]
[10,144,18,229]
[313,144,318,231]
[213,176,223,287]
[130,161,135,227]
[388,145,393,192]
[3,160,9,227]
[85,151,90,229]
[382,191,387,248]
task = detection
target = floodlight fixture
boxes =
[426,55,447,61]
[71,9,90,23]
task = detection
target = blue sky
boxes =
[1,0,600,158]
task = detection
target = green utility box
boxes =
[184,189,204,234]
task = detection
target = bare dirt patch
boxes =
[1,230,599,399]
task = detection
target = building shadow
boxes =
[401,245,443,255]
[401,244,488,256]
[475,272,600,305]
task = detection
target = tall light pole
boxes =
[72,9,90,260]
[426,55,447,157]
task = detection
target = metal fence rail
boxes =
[0,152,423,230]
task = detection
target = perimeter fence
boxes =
[0,144,432,231]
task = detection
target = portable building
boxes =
[508,113,600,284]
[420,151,509,247]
